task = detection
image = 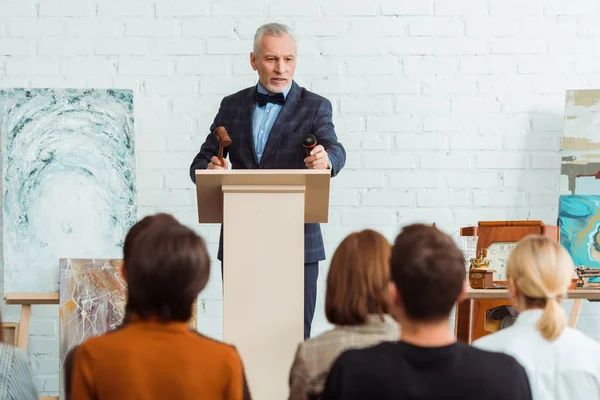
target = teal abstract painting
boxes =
[0,89,136,293]
[559,195,600,269]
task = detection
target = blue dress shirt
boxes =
[252,83,292,163]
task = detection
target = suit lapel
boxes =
[259,81,302,166]
[241,86,259,166]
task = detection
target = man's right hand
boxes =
[208,156,228,169]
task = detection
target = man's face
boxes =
[250,33,296,94]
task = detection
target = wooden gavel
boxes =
[214,126,232,166]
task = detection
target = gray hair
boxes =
[253,23,296,55]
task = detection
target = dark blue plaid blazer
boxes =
[189,81,346,264]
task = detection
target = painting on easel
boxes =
[558,195,600,272]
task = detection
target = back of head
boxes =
[124,214,210,322]
[390,224,465,322]
[325,229,391,326]
[507,235,573,342]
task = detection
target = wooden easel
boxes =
[5,292,59,400]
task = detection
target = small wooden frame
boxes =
[2,322,19,346]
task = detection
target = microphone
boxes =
[214,126,232,166]
[302,134,317,156]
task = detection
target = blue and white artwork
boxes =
[0,89,136,293]
[559,195,600,270]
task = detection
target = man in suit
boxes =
[189,23,346,339]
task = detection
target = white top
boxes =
[473,309,600,400]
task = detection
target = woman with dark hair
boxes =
[66,213,251,400]
[0,310,38,399]
[288,230,399,400]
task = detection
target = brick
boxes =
[387,38,435,55]
[454,208,508,226]
[119,58,171,75]
[126,20,181,37]
[145,76,199,94]
[476,152,528,169]
[322,38,381,56]
[333,171,386,188]
[347,18,406,37]
[334,117,365,133]
[574,55,600,73]
[435,37,488,55]
[403,56,458,75]
[506,208,558,225]
[28,338,59,355]
[177,56,230,75]
[395,96,450,113]
[165,170,194,189]
[434,0,488,15]
[450,135,502,150]
[341,96,392,114]
[409,18,463,36]
[382,0,433,15]
[549,37,600,55]
[451,95,502,113]
[395,134,447,150]
[503,170,559,190]
[342,209,398,225]
[200,76,256,95]
[545,0,598,16]
[398,208,454,230]
[478,75,532,94]
[361,191,414,207]
[504,134,558,151]
[98,0,154,16]
[136,134,165,151]
[465,18,520,36]
[39,0,95,16]
[38,38,93,56]
[491,38,546,54]
[66,20,124,37]
[490,0,544,16]
[460,55,490,74]
[447,172,501,188]
[8,20,62,37]
[367,116,421,132]
[330,189,360,207]
[421,77,478,95]
[96,38,150,55]
[474,191,527,207]
[268,2,319,16]
[171,95,222,115]
[0,1,36,16]
[367,76,419,94]
[137,171,163,189]
[152,39,205,55]
[61,57,117,76]
[0,39,35,55]
[137,189,193,206]
[420,153,471,169]
[532,153,561,169]
[6,57,59,75]
[29,320,57,336]
[423,115,472,132]
[312,77,368,95]
[578,19,600,36]
[346,57,398,75]
[518,55,573,74]
[182,18,236,38]
[34,358,59,375]
[156,0,209,16]
[295,57,341,75]
[322,2,377,16]
[206,40,251,55]
[489,55,518,74]
[531,75,589,95]
[418,191,471,207]
[530,192,561,206]
[364,153,416,169]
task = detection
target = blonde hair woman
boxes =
[474,235,600,400]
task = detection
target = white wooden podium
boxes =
[195,169,331,400]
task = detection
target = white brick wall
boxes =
[1,0,600,395]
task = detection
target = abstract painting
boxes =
[558,195,600,269]
[0,88,136,293]
[59,258,198,398]
[561,90,600,194]
[59,258,126,398]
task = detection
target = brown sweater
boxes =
[66,320,250,400]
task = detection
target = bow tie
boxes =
[255,91,285,107]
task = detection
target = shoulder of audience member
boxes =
[466,343,528,375]
[190,331,244,361]
[8,345,32,370]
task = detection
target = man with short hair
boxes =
[322,224,532,400]
[189,23,346,338]
[66,214,251,400]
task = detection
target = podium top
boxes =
[195,169,331,223]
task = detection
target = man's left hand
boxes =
[304,145,329,169]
